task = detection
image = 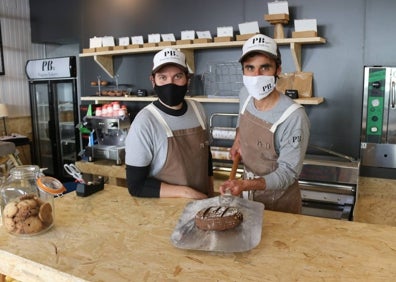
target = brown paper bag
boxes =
[276,72,313,98]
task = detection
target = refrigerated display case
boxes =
[26,56,80,181]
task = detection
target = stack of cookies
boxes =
[2,194,54,235]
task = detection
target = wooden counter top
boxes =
[75,161,396,227]
[1,185,395,281]
[75,160,126,187]
[354,176,396,226]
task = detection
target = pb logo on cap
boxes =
[152,47,187,73]
[252,36,266,45]
[240,34,278,61]
[163,50,177,57]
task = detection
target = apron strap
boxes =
[241,96,251,114]
[146,103,173,137]
[187,99,206,130]
[270,103,302,133]
[146,101,206,137]
[241,97,302,133]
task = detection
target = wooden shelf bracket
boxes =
[94,55,114,78]
[290,42,302,72]
[180,48,195,73]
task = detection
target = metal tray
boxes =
[170,195,264,253]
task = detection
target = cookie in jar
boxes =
[0,166,65,236]
[2,194,53,235]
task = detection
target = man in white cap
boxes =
[125,48,213,199]
[219,34,310,213]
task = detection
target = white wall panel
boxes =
[0,0,44,117]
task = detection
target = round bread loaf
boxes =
[195,206,243,231]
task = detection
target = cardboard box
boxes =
[96,46,113,52]
[176,39,193,45]
[264,13,289,21]
[143,43,158,48]
[158,41,176,46]
[214,36,233,42]
[193,38,212,44]
[236,33,258,41]
[127,44,142,49]
[113,46,126,50]
[82,48,96,53]
[292,31,317,38]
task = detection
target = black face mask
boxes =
[154,83,188,107]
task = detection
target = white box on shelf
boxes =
[216,26,233,37]
[131,36,144,45]
[181,30,195,40]
[89,37,102,48]
[294,19,318,32]
[238,21,260,35]
[118,37,130,46]
[161,33,176,42]
[148,34,161,43]
[268,1,289,14]
[196,31,212,39]
[102,36,115,47]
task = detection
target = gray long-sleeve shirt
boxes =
[238,87,311,190]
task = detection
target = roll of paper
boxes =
[211,146,231,160]
[212,127,236,140]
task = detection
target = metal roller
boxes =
[211,127,236,140]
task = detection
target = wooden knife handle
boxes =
[229,153,241,180]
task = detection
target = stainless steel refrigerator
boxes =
[26,56,80,181]
[361,66,396,173]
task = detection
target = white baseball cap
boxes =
[239,34,278,62]
[152,48,188,73]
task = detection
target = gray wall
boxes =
[78,0,396,162]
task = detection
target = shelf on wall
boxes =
[80,95,324,105]
[79,37,326,77]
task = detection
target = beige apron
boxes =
[146,101,210,195]
[240,98,302,214]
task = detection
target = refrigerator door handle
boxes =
[392,81,395,109]
[48,119,56,144]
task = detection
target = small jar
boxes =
[107,104,113,117]
[95,107,102,117]
[102,105,108,116]
[112,102,120,112]
[0,166,63,236]
[118,108,125,117]
[121,105,128,116]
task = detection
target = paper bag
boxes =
[277,72,313,98]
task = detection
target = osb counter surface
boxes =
[1,185,396,281]
[354,176,396,226]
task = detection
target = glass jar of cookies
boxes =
[0,165,57,236]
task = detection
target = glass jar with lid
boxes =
[0,165,64,236]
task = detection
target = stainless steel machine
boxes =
[299,147,360,221]
[83,115,130,165]
[209,112,244,175]
[361,66,396,173]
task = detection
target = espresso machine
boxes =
[83,115,130,165]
